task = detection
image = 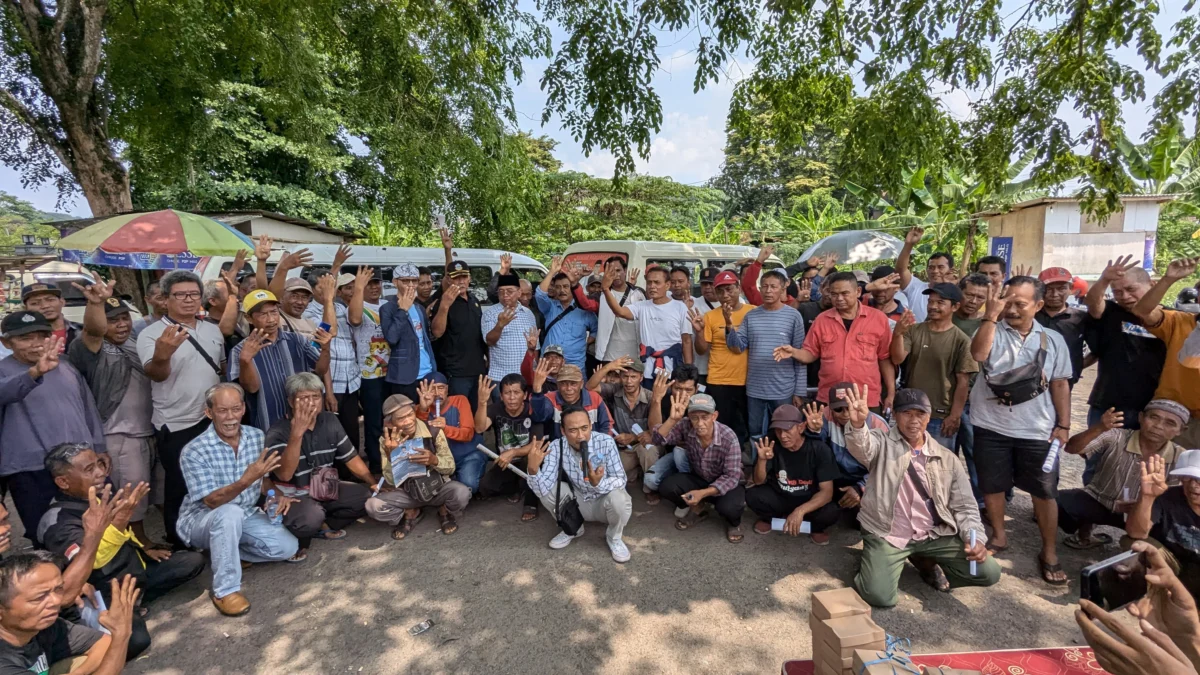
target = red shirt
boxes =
[801,304,891,406]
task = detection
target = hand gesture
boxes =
[755,437,775,462]
[221,249,248,292]
[312,326,333,348]
[527,436,549,471]
[905,227,924,246]
[314,274,336,305]
[795,278,813,303]
[397,283,417,311]
[756,244,774,264]
[804,402,824,433]
[354,266,374,290]
[651,370,670,401]
[72,278,113,305]
[110,482,150,531]
[525,326,540,352]
[255,234,273,261]
[688,307,706,333]
[1100,407,1125,431]
[30,335,63,377]
[98,575,140,638]
[1076,598,1198,675]
[585,459,606,486]
[1167,257,1200,281]
[1141,455,1169,500]
[1012,264,1034,278]
[500,252,512,275]
[983,281,1010,322]
[627,267,640,287]
[773,345,799,362]
[822,252,839,272]
[478,375,495,402]
[548,256,562,275]
[291,395,320,432]
[668,389,689,421]
[845,384,870,427]
[332,244,354,272]
[1100,255,1139,283]
[865,273,901,294]
[496,306,517,328]
[722,303,734,325]
[382,425,404,452]
[894,309,917,335]
[239,328,267,361]
[607,356,634,373]
[278,248,313,272]
[784,509,806,536]
[242,448,282,483]
[838,486,861,509]
[439,227,453,251]
[417,379,436,411]
[1128,541,1200,643]
[442,282,463,304]
[532,356,552,392]
[82,485,118,540]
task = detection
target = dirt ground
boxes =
[15,370,1124,674]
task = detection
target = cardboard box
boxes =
[819,634,883,661]
[811,588,872,621]
[815,650,852,671]
[853,648,923,675]
[811,614,887,651]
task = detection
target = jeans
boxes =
[334,389,361,458]
[748,396,792,453]
[181,504,299,599]
[359,378,387,473]
[956,407,982,508]
[6,469,58,546]
[644,447,692,492]
[708,384,749,444]
[451,444,488,493]
[1084,405,1142,485]
[448,376,479,414]
[926,417,958,454]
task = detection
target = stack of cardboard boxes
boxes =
[809,588,886,675]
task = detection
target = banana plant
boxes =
[1114,122,1200,195]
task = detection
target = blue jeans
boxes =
[748,396,792,449]
[926,416,958,453]
[181,504,299,599]
[644,447,691,492]
[955,407,983,509]
[451,444,488,493]
[1083,405,1142,484]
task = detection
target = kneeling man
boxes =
[844,386,999,607]
[527,405,633,562]
[177,383,299,617]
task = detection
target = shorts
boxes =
[973,426,1058,500]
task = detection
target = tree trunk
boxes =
[961,218,978,277]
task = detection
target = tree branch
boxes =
[75,0,107,101]
[0,88,73,171]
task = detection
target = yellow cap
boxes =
[242,289,278,314]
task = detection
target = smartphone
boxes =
[1080,550,1148,611]
[311,321,332,350]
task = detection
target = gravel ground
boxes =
[13,370,1123,674]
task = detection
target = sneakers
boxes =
[549,527,583,549]
[607,537,631,563]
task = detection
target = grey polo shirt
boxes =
[968,319,1072,441]
[137,318,225,431]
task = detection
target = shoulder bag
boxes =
[554,438,585,536]
[543,305,577,337]
[982,331,1048,407]
[164,317,224,379]
[403,435,449,503]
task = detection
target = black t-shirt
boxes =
[766,435,840,497]
[1035,307,1088,385]
[0,619,101,675]
[488,400,546,452]
[429,296,487,378]
[265,412,357,492]
[1152,486,1200,596]
[1085,301,1166,412]
[796,301,823,389]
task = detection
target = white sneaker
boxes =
[607,537,631,563]
[549,527,583,550]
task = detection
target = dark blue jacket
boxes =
[381,298,437,386]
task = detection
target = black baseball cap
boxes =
[869,265,896,281]
[21,282,61,301]
[923,282,963,303]
[1,310,52,338]
[829,382,855,411]
[103,297,134,318]
[699,267,718,284]
[893,388,932,414]
[446,260,471,278]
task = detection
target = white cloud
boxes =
[560,112,725,184]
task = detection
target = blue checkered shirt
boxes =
[481,303,537,380]
[303,300,361,394]
[528,431,627,501]
[177,425,267,541]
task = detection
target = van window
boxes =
[514,267,545,284]
[470,266,493,289]
[646,259,702,280]
[565,252,625,272]
[220,261,277,279]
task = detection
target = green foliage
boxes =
[0,192,61,251]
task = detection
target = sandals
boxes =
[287,549,308,563]
[918,563,951,593]
[391,512,424,541]
[675,508,709,531]
[316,529,347,540]
[506,493,523,504]
[1063,532,1112,550]
[986,542,1009,556]
[753,520,772,535]
[521,505,539,522]
[1039,554,1068,585]
[726,525,745,544]
[439,512,459,535]
[645,492,661,506]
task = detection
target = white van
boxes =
[196,245,547,303]
[561,240,784,293]
[13,262,142,325]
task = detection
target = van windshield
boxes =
[29,276,91,307]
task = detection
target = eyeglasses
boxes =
[171,291,202,300]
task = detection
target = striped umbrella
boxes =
[56,209,254,270]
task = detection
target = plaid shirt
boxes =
[303,300,361,394]
[481,303,537,380]
[652,418,743,495]
[528,431,627,501]
[177,425,267,541]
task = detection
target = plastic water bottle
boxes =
[265,489,283,525]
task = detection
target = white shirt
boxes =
[968,319,1073,441]
[628,299,693,368]
[596,283,645,362]
[901,277,929,323]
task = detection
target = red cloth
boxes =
[800,304,892,406]
[741,261,795,305]
[782,647,1108,675]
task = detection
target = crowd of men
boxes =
[4,224,1200,671]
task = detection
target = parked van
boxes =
[561,240,783,293]
[14,262,142,325]
[195,245,547,303]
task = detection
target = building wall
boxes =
[984,204,1047,272]
[226,216,346,244]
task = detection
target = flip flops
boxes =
[1063,532,1112,550]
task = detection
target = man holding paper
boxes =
[365,394,469,541]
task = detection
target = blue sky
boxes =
[2,1,1188,217]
